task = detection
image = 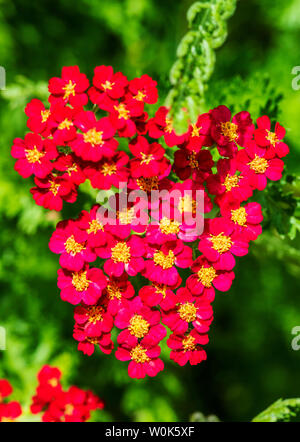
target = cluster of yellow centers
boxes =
[182,334,197,352]
[178,302,197,323]
[64,235,85,255]
[159,217,180,235]
[58,119,73,130]
[41,109,51,123]
[197,266,217,288]
[62,80,76,100]
[101,162,117,176]
[106,281,122,300]
[224,173,239,192]
[248,155,268,174]
[136,176,159,192]
[25,145,45,164]
[266,130,278,146]
[209,232,233,254]
[188,151,199,169]
[83,128,104,147]
[153,250,175,269]
[220,121,238,142]
[72,270,90,292]
[111,242,131,263]
[118,208,135,225]
[49,181,60,196]
[130,344,150,363]
[87,219,104,234]
[178,195,196,214]
[231,207,247,226]
[86,305,104,324]
[140,152,154,165]
[191,124,201,137]
[128,314,150,338]
[165,117,173,134]
[48,377,59,388]
[64,404,75,417]
[101,80,114,90]
[114,103,130,120]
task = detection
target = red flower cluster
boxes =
[12,66,289,379]
[0,380,22,422]
[30,365,104,422]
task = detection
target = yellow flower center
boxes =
[159,217,180,235]
[191,123,201,137]
[209,232,233,254]
[140,152,154,165]
[118,208,135,225]
[62,80,76,100]
[224,174,239,192]
[114,103,130,120]
[41,109,50,123]
[188,151,199,169]
[87,305,104,324]
[178,302,197,323]
[248,155,268,174]
[178,195,196,214]
[136,177,159,192]
[58,118,73,130]
[231,207,247,226]
[72,270,90,291]
[25,146,45,164]
[182,335,196,352]
[101,80,114,90]
[48,378,59,387]
[134,90,146,101]
[165,117,173,134]
[197,266,217,287]
[130,344,150,363]
[101,163,117,176]
[266,130,278,146]
[128,314,150,338]
[49,181,60,196]
[220,121,238,142]
[64,235,85,255]
[111,242,131,263]
[106,282,122,300]
[83,128,104,147]
[64,404,75,416]
[153,283,167,299]
[87,219,104,234]
[153,250,175,269]
[67,163,78,175]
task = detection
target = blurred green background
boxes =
[0,0,300,422]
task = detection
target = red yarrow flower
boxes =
[129,136,168,178]
[89,65,128,110]
[31,175,77,211]
[48,65,89,107]
[167,329,208,366]
[25,98,52,135]
[73,302,113,337]
[254,115,289,158]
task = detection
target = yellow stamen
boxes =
[178,195,196,214]
[114,103,130,120]
[209,232,233,254]
[159,217,180,235]
[182,335,196,352]
[220,121,238,142]
[178,302,197,322]
[197,266,217,287]
[153,250,175,269]
[72,271,90,291]
[58,118,73,130]
[111,242,131,263]
[101,163,117,176]
[165,117,173,134]
[64,235,85,255]
[83,128,104,147]
[224,174,239,192]
[87,219,104,234]
[62,80,76,100]
[231,207,247,226]
[134,90,146,101]
[191,124,201,137]
[130,344,150,363]
[136,177,159,192]
[118,208,135,225]
[25,146,45,164]
[41,109,50,123]
[106,281,122,300]
[188,152,199,169]
[266,130,278,147]
[140,152,154,165]
[101,80,114,90]
[86,305,104,324]
[49,181,60,196]
[129,314,150,338]
[248,155,268,174]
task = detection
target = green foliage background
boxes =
[0,0,300,421]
